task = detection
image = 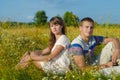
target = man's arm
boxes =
[73,55,85,69]
[73,55,103,71]
[103,37,120,64]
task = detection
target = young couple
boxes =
[16,16,120,74]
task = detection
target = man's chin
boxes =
[86,35,92,38]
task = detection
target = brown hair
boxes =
[49,16,66,50]
[79,17,94,26]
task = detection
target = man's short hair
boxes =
[79,17,94,26]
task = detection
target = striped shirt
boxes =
[69,35,104,65]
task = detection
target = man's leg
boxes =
[98,42,114,65]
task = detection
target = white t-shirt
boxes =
[40,35,70,74]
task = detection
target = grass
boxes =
[0,25,120,80]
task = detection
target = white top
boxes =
[40,35,70,74]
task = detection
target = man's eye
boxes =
[91,27,94,29]
[90,26,94,29]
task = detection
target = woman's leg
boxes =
[15,60,43,70]
[33,61,43,69]
[20,51,31,63]
[19,50,41,63]
[15,51,42,69]
[15,51,31,69]
[98,42,114,65]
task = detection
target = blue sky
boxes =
[0,0,120,24]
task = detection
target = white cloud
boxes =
[27,16,34,20]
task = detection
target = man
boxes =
[69,17,120,70]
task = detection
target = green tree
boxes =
[63,11,79,27]
[34,10,48,26]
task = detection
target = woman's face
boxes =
[50,23,63,35]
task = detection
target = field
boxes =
[0,25,120,80]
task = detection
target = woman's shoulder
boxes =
[56,35,70,48]
[59,35,69,41]
[61,34,67,38]
[57,35,70,44]
[61,34,67,37]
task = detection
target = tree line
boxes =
[1,10,120,28]
[34,10,79,27]
[33,10,120,28]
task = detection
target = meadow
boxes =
[0,24,120,80]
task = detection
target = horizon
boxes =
[1,0,120,24]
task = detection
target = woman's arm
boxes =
[31,47,50,56]
[30,45,64,61]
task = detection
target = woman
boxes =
[16,16,70,74]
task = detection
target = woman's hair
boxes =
[79,17,94,26]
[49,16,66,50]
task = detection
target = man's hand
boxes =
[100,62,113,68]
[112,49,120,64]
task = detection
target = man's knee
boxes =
[102,42,114,53]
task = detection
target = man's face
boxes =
[80,21,94,38]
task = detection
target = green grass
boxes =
[0,25,120,80]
